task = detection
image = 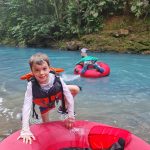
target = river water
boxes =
[0,46,150,143]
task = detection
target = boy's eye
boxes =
[43,67,48,71]
[35,69,39,72]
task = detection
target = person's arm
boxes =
[60,78,74,117]
[59,77,75,128]
[17,82,35,144]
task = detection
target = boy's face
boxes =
[31,61,50,84]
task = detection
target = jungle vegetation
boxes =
[0,0,150,53]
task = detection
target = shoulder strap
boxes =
[50,70,56,75]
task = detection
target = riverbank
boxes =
[58,16,150,54]
[1,16,150,54]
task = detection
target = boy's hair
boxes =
[29,53,50,69]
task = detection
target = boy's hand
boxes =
[64,117,75,129]
[17,134,35,144]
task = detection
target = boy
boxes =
[17,53,80,144]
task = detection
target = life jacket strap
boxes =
[32,103,38,119]
[43,100,55,108]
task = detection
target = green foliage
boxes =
[65,0,104,36]
[130,0,150,18]
[0,0,150,47]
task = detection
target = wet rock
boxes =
[141,50,150,55]
[66,41,79,51]
[111,29,129,37]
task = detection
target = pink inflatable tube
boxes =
[74,61,110,78]
[0,120,150,150]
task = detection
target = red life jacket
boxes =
[30,74,65,118]
[31,75,63,108]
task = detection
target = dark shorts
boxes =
[39,105,55,114]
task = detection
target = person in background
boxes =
[17,52,80,144]
[78,48,104,74]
